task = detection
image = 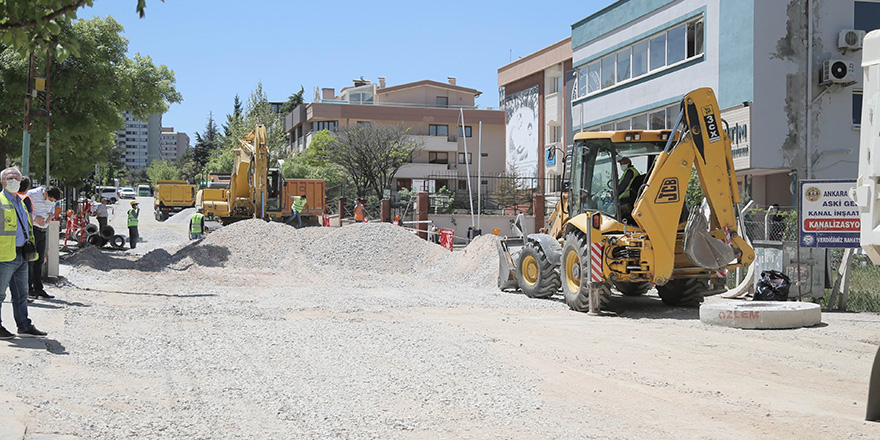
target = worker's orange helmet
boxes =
[66,209,75,217]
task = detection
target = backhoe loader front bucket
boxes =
[497,237,525,290]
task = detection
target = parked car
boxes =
[94,186,120,203]
[120,187,137,199]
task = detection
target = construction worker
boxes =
[127,201,139,249]
[93,197,110,231]
[617,156,640,224]
[286,193,307,229]
[189,208,205,240]
[26,185,61,300]
[354,199,365,223]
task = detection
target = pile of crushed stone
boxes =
[65,220,503,289]
[164,207,197,225]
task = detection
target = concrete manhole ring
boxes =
[700,301,822,329]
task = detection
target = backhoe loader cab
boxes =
[498,87,754,313]
[569,132,671,225]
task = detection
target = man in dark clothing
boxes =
[617,156,640,223]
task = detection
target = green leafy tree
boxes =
[326,123,423,199]
[0,16,181,185]
[242,81,286,160]
[145,159,178,185]
[493,164,529,212]
[282,130,349,201]
[0,1,163,61]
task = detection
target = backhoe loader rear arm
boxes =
[632,88,754,284]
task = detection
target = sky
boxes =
[78,0,609,142]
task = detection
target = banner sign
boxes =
[799,179,859,248]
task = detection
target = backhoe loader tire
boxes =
[516,241,560,299]
[560,230,609,312]
[657,277,710,307]
[613,281,652,296]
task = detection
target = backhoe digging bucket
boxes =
[497,237,525,290]
[683,207,735,270]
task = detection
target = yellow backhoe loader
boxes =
[498,87,754,311]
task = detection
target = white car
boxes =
[120,187,137,199]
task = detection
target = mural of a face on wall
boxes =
[504,86,539,179]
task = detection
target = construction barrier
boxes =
[440,228,454,251]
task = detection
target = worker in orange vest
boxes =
[354,199,365,223]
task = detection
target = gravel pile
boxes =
[164,207,197,224]
[67,220,500,289]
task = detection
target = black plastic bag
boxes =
[753,270,791,301]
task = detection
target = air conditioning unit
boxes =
[821,59,856,85]
[839,29,866,51]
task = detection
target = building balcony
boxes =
[394,162,451,179]
[413,134,458,152]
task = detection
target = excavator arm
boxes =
[632,88,754,284]
[229,125,269,219]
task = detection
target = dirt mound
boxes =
[435,234,499,288]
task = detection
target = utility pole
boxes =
[44,50,52,185]
[22,52,35,175]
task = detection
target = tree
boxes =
[145,159,178,185]
[0,0,163,61]
[494,164,530,212]
[281,86,304,114]
[222,94,243,138]
[282,130,349,201]
[193,113,220,168]
[325,123,422,199]
[0,16,181,185]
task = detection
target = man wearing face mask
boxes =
[0,167,48,339]
[26,184,61,299]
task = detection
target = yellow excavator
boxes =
[498,88,754,311]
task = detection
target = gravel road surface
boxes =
[1,216,879,439]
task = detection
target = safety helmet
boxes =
[131,200,139,206]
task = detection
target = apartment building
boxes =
[498,38,573,197]
[568,0,873,209]
[159,127,190,162]
[285,77,505,195]
[116,112,162,169]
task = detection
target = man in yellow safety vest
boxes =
[189,208,205,240]
[0,166,47,339]
[285,194,308,229]
[127,200,139,249]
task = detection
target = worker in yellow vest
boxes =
[0,166,47,339]
[189,208,205,240]
[127,200,139,249]
[285,194,308,229]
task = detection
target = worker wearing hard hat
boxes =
[285,193,308,229]
[127,200,139,249]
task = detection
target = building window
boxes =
[590,104,687,132]
[436,96,448,107]
[458,180,468,190]
[481,152,488,157]
[357,121,371,126]
[312,121,337,132]
[349,91,373,105]
[429,125,448,136]
[855,2,880,32]
[428,152,449,164]
[458,152,472,164]
[575,16,704,99]
[458,125,472,137]
[549,75,563,93]
[550,125,562,143]
[854,91,863,127]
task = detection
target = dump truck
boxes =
[153,180,196,221]
[498,87,754,311]
[197,125,325,224]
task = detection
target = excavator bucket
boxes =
[683,206,735,269]
[497,237,524,290]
